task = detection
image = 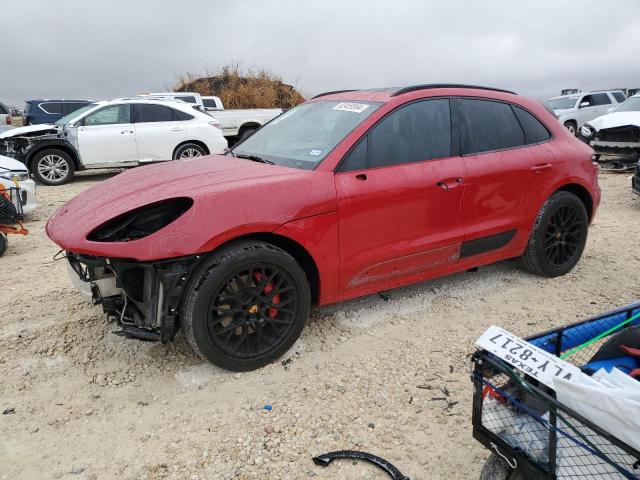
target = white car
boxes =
[0,98,228,185]
[0,154,37,214]
[202,95,282,139]
[546,90,627,135]
[138,92,205,110]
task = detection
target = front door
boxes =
[77,104,138,167]
[335,98,466,291]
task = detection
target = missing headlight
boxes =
[87,197,193,242]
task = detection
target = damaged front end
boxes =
[65,252,201,341]
[581,123,640,172]
[0,126,69,164]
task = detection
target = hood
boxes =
[0,123,57,138]
[46,155,337,260]
[0,154,28,172]
[587,111,640,131]
[553,108,575,116]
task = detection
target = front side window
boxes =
[134,104,175,123]
[616,96,640,113]
[232,100,382,170]
[84,104,131,126]
[612,92,626,103]
[56,104,97,125]
[579,95,593,107]
[591,93,612,106]
[460,99,524,155]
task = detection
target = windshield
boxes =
[55,104,97,125]
[232,100,382,169]
[615,96,640,113]
[547,97,578,110]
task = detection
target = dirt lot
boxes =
[1,171,638,479]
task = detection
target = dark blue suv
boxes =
[23,99,92,125]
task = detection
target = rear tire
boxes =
[564,121,577,136]
[239,127,257,141]
[31,149,75,185]
[173,143,207,159]
[182,240,310,371]
[518,191,588,277]
[0,234,7,257]
[480,454,527,480]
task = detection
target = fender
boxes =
[25,138,81,170]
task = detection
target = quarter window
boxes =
[171,108,194,121]
[84,104,131,126]
[135,104,175,122]
[459,99,524,155]
[513,106,551,144]
[591,93,612,106]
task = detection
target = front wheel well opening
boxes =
[173,140,210,158]
[242,233,320,304]
[556,184,594,221]
[28,145,79,171]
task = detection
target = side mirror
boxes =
[579,101,591,108]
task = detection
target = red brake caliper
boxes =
[254,272,279,318]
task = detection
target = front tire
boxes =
[0,234,7,257]
[31,149,75,185]
[564,121,577,136]
[182,240,311,371]
[173,143,207,159]
[518,191,588,277]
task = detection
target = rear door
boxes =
[133,103,187,161]
[76,103,138,166]
[457,98,554,257]
[335,98,467,291]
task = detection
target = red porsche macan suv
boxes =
[47,84,600,370]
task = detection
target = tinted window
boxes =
[84,104,131,126]
[591,93,611,106]
[41,102,63,114]
[579,95,593,107]
[367,99,451,168]
[339,136,368,172]
[171,108,194,121]
[0,104,8,115]
[176,96,196,104]
[612,92,626,103]
[135,104,175,122]
[61,102,89,115]
[460,99,524,154]
[203,98,219,108]
[513,106,551,144]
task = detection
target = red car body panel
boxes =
[47,86,600,307]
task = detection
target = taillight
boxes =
[5,116,10,125]
[209,121,223,130]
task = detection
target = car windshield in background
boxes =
[616,96,640,113]
[55,104,97,125]
[231,100,382,169]
[548,97,578,110]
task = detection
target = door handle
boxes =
[437,177,464,191]
[355,173,367,181]
[531,163,552,173]
[170,127,185,132]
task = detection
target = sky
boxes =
[2,0,640,108]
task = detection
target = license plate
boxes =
[476,326,582,388]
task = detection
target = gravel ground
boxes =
[1,170,638,479]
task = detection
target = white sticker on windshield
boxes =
[332,102,370,113]
[309,149,322,156]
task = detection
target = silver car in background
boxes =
[547,90,627,135]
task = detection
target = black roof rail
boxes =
[311,89,358,99]
[391,84,517,97]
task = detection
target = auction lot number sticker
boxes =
[332,102,370,113]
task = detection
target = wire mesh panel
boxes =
[0,187,22,223]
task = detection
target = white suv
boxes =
[0,98,227,185]
[546,90,627,135]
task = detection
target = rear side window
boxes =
[176,96,196,104]
[40,102,63,114]
[135,104,175,122]
[459,99,524,155]
[612,92,626,103]
[61,102,89,115]
[513,106,551,144]
[591,93,611,106]
[171,108,194,121]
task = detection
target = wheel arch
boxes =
[27,142,80,171]
[208,232,321,304]
[173,140,210,158]
[555,183,594,221]
[238,122,261,135]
